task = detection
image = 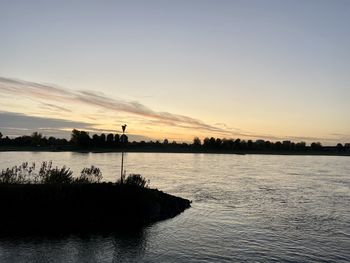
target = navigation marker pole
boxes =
[120,124,127,183]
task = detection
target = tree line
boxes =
[0,130,349,153]
[0,130,127,148]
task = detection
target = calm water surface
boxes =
[0,152,349,262]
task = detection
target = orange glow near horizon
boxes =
[0,75,349,145]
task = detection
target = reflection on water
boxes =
[0,228,148,263]
[0,152,349,262]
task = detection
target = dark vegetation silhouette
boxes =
[0,161,104,184]
[0,161,150,186]
[0,129,349,155]
[0,161,190,234]
[119,174,150,188]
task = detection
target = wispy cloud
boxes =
[0,111,152,141]
[40,103,72,113]
[0,77,230,135]
[1,77,346,144]
[0,111,92,138]
[0,111,92,130]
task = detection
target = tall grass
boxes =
[76,166,102,183]
[0,161,100,184]
[121,174,150,188]
[0,161,149,187]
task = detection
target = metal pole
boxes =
[120,149,124,183]
[120,124,127,183]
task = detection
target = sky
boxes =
[0,0,349,144]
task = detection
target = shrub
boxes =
[0,162,147,186]
[0,167,21,184]
[42,166,74,184]
[38,161,53,181]
[0,162,35,184]
[76,166,102,183]
[0,161,102,185]
[122,174,149,188]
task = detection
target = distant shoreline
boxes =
[2,129,349,157]
[1,146,349,156]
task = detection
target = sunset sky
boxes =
[1,0,349,144]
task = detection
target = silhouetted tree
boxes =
[274,141,282,150]
[254,140,265,150]
[107,133,114,146]
[92,134,99,146]
[193,137,201,147]
[0,129,347,155]
[209,137,216,149]
[181,142,189,148]
[2,136,10,145]
[247,140,253,150]
[295,142,306,151]
[221,139,231,150]
[240,140,247,150]
[234,139,241,149]
[215,138,222,148]
[31,132,43,146]
[282,140,291,150]
[203,137,210,148]
[115,134,120,146]
[120,134,128,144]
[336,143,343,152]
[100,134,106,145]
[48,136,56,146]
[311,142,322,151]
[71,129,90,147]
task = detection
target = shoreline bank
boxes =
[0,183,191,234]
[1,146,349,156]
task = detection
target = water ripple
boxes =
[0,153,349,262]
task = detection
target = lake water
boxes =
[0,152,349,262]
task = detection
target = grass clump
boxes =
[0,161,96,185]
[0,162,36,184]
[76,166,102,183]
[0,161,149,188]
[42,167,74,184]
[123,174,149,188]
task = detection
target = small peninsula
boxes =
[0,162,191,234]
